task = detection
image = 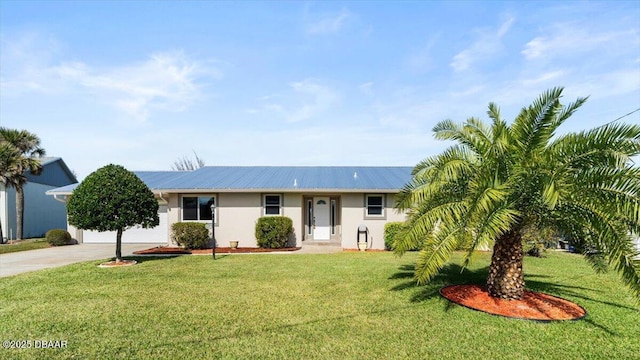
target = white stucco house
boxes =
[1,157,78,241]
[47,166,413,250]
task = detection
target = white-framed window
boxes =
[182,195,216,221]
[263,194,282,216]
[365,194,385,218]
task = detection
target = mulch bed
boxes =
[133,247,302,255]
[440,284,586,321]
[98,260,137,268]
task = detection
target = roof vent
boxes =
[293,178,298,187]
[354,171,358,180]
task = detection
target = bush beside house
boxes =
[255,217,293,249]
[384,222,406,250]
[45,229,72,246]
[171,222,209,249]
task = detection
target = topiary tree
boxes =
[67,164,159,262]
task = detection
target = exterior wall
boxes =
[283,193,303,247]
[341,193,406,250]
[1,182,68,239]
[163,191,405,250]
[217,193,262,248]
[26,159,76,187]
[23,182,69,238]
[165,193,180,245]
[0,185,8,241]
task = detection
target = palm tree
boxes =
[395,88,640,301]
[0,128,46,240]
[0,143,21,243]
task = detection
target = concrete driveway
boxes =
[0,243,163,278]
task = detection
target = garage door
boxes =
[81,205,168,244]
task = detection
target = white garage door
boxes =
[82,205,168,244]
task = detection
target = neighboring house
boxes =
[47,166,413,250]
[1,157,78,240]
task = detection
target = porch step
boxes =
[299,241,342,254]
[303,240,341,246]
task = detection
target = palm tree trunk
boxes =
[486,229,525,300]
[116,228,123,263]
[16,186,24,240]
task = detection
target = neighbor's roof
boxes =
[47,166,414,194]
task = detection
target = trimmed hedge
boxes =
[255,217,293,249]
[384,222,405,251]
[171,222,210,250]
[46,229,72,246]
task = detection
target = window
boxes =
[182,196,216,221]
[365,194,384,217]
[264,194,282,216]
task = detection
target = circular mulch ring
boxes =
[440,284,586,321]
[98,260,138,268]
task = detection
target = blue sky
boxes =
[1,1,639,180]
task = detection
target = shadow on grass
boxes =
[389,263,488,303]
[210,303,419,342]
[388,262,637,332]
[106,254,230,265]
[126,254,233,263]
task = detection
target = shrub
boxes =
[255,217,293,249]
[171,222,210,250]
[66,164,159,261]
[46,229,72,246]
[384,222,405,250]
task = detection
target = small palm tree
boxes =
[0,128,46,240]
[395,88,640,300]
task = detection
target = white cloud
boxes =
[359,82,374,96]
[405,34,440,74]
[521,24,637,60]
[450,16,515,72]
[522,70,566,86]
[55,51,215,122]
[255,79,340,123]
[1,33,218,123]
[305,8,351,35]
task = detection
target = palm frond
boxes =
[414,223,466,284]
[511,87,564,159]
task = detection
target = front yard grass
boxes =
[1,251,638,359]
[0,238,48,254]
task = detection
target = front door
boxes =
[313,197,330,240]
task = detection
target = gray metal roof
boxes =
[47,166,413,194]
[157,166,413,191]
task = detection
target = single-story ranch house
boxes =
[48,166,413,250]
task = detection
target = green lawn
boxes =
[1,251,638,359]
[0,238,49,254]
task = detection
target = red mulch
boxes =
[133,247,301,255]
[440,284,586,321]
[98,260,137,267]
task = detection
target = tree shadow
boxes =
[389,263,489,303]
[387,262,638,332]
[119,255,183,264]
